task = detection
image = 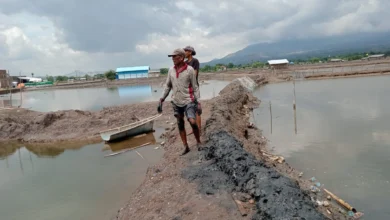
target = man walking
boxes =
[158,48,201,155]
[184,46,202,132]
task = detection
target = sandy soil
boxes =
[304,70,390,79]
[113,81,349,220]
[0,101,178,143]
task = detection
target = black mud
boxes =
[183,131,327,220]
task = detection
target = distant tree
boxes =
[160,68,169,75]
[95,73,105,79]
[85,74,91,80]
[200,65,212,72]
[56,76,68,81]
[46,75,54,82]
[227,63,235,68]
[31,73,34,77]
[252,61,264,68]
[104,70,116,81]
[310,57,321,63]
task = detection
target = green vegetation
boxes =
[46,75,54,82]
[55,76,69,82]
[199,50,390,72]
[199,61,267,72]
[95,73,105,79]
[160,68,169,75]
[104,70,116,81]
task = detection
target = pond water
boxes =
[0,81,229,220]
[253,75,390,220]
[0,80,229,112]
[0,131,164,220]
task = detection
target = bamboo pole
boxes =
[293,79,297,134]
[19,71,23,108]
[231,194,248,216]
[8,70,12,108]
[269,101,272,134]
[18,148,24,174]
[29,151,34,171]
[135,150,145,160]
[324,188,357,213]
[104,142,151,157]
[5,156,9,168]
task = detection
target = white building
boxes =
[268,59,289,69]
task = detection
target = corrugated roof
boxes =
[116,66,150,73]
[267,59,289,65]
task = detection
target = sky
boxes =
[1,0,390,76]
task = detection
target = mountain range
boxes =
[202,32,390,66]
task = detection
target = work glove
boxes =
[197,102,202,115]
[157,98,164,113]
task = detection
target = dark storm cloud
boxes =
[1,0,390,55]
[0,0,183,52]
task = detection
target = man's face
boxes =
[172,55,184,65]
[184,50,192,58]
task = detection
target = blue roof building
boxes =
[115,66,150,79]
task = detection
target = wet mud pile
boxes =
[183,131,327,219]
[179,79,327,219]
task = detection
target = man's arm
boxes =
[194,59,200,77]
[190,68,200,101]
[161,71,172,101]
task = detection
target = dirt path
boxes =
[114,81,348,220]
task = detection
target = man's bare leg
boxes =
[196,113,201,134]
[188,118,201,149]
[177,115,190,155]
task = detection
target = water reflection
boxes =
[0,131,164,220]
[6,80,230,112]
[104,132,157,153]
[253,75,390,220]
[0,141,97,160]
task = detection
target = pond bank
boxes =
[115,80,348,219]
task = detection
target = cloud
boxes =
[1,0,390,75]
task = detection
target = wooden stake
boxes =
[324,188,356,213]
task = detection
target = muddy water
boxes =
[0,80,229,112]
[253,75,390,219]
[0,131,164,220]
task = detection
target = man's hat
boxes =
[183,46,196,56]
[168,48,186,57]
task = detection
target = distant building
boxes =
[218,65,227,71]
[0,70,12,88]
[148,70,160,78]
[17,77,43,83]
[330,59,344,62]
[268,59,289,69]
[116,66,150,79]
[367,54,386,61]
